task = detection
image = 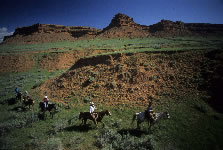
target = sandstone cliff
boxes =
[3,24,101,44]
[98,13,150,38]
[3,13,223,44]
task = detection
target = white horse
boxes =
[131,111,170,129]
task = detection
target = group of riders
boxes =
[89,98,157,123]
[15,87,156,122]
[15,87,49,110]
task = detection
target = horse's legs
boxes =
[94,120,98,128]
[148,120,151,129]
[131,114,136,128]
[80,119,83,125]
[43,111,46,120]
[101,121,105,128]
[84,119,87,126]
[137,121,140,130]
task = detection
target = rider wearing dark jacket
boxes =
[15,88,21,96]
[43,96,49,109]
[145,98,157,121]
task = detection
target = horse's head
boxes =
[164,112,170,119]
[105,110,111,116]
[39,102,43,108]
[79,112,84,120]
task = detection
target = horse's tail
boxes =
[68,118,72,125]
[131,113,137,127]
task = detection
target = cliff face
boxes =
[8,24,101,36]
[99,13,150,38]
[3,24,101,44]
[149,19,223,36]
[149,20,190,36]
[3,13,223,44]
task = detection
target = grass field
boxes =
[1,36,223,150]
[1,36,223,54]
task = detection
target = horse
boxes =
[16,92,22,102]
[22,96,35,110]
[39,102,57,119]
[132,111,170,129]
[78,110,111,128]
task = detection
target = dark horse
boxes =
[16,92,22,102]
[22,96,35,110]
[39,102,57,119]
[132,111,170,129]
[78,110,111,128]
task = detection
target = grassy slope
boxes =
[0,36,223,150]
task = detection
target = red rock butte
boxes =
[3,13,223,44]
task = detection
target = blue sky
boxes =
[0,0,223,41]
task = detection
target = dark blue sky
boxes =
[0,0,223,33]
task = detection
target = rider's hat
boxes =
[90,102,94,105]
[44,96,48,98]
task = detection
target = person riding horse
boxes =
[23,91,30,102]
[43,96,49,110]
[15,88,22,102]
[145,98,157,122]
[89,102,97,123]
[15,88,21,98]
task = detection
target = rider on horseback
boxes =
[145,98,157,122]
[89,102,97,122]
[23,91,29,102]
[43,96,49,110]
[15,87,21,97]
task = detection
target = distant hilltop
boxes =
[3,13,223,44]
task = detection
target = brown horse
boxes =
[22,96,34,110]
[79,110,111,128]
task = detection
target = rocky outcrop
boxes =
[149,19,190,36]
[10,24,100,37]
[3,24,101,44]
[3,13,223,44]
[104,13,141,29]
[185,23,223,35]
[98,13,150,38]
[149,19,223,36]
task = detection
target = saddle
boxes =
[145,110,156,121]
[92,112,98,119]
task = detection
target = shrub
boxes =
[0,138,11,150]
[0,112,39,136]
[88,76,95,83]
[66,137,85,149]
[94,127,153,150]
[84,96,91,103]
[194,102,209,113]
[51,119,68,135]
[32,80,44,89]
[28,137,63,150]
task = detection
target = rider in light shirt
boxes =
[89,102,97,122]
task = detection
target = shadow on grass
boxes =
[117,128,149,137]
[9,106,26,112]
[64,124,94,132]
[7,98,17,105]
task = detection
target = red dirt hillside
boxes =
[38,50,220,107]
